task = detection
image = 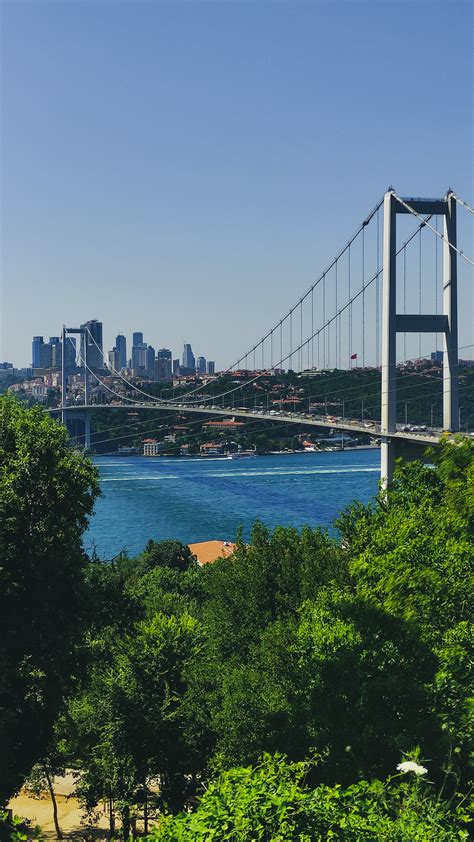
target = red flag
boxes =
[350,353,358,360]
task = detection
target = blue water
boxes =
[85,449,380,559]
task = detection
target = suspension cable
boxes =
[393,193,474,266]
[451,192,474,214]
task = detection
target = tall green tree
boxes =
[0,396,99,804]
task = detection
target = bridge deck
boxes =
[52,403,442,446]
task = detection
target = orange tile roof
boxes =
[188,540,236,566]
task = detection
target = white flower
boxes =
[396,761,428,776]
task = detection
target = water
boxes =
[85,449,380,558]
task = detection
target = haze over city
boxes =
[2,1,473,367]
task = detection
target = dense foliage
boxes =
[150,754,470,841]
[0,396,99,805]
[1,395,472,837]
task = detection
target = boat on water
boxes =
[228,449,257,459]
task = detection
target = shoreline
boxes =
[96,444,379,459]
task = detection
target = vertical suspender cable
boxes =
[311,287,314,368]
[435,216,439,354]
[403,246,407,361]
[362,225,365,367]
[300,300,303,373]
[262,339,264,371]
[419,232,422,359]
[323,273,326,368]
[270,329,273,368]
[376,207,380,368]
[348,244,352,366]
[280,321,283,370]
[289,310,293,370]
[335,259,339,369]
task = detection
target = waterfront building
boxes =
[207,360,215,375]
[196,356,206,374]
[115,334,127,370]
[203,418,245,430]
[143,438,165,456]
[182,343,195,370]
[80,319,104,370]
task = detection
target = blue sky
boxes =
[1,0,473,368]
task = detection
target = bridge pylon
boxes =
[381,190,458,484]
[60,325,91,447]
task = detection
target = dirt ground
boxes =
[8,789,109,838]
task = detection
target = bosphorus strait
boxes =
[86,448,380,558]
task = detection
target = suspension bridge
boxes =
[51,188,474,482]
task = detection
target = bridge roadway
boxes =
[54,403,442,447]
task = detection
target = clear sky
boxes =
[1,0,473,368]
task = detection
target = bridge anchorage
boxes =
[55,187,472,484]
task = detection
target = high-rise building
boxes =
[115,334,127,370]
[32,336,44,368]
[49,337,61,368]
[108,348,120,372]
[172,359,180,375]
[207,360,215,375]
[155,348,172,381]
[80,319,104,370]
[182,343,195,370]
[132,332,144,347]
[146,344,155,375]
[196,356,206,374]
[132,341,147,372]
[65,337,77,369]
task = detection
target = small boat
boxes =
[228,449,257,458]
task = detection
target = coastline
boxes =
[99,444,379,459]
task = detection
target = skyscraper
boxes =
[132,332,144,347]
[49,337,61,368]
[115,334,127,370]
[108,348,120,372]
[146,345,155,375]
[132,340,147,372]
[196,356,206,374]
[207,360,215,375]
[65,337,77,369]
[155,348,172,381]
[182,343,195,370]
[80,319,104,370]
[32,336,44,368]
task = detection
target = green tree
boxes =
[0,396,99,804]
[68,612,203,836]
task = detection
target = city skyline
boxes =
[2,1,473,367]
[28,323,216,378]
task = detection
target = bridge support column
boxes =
[380,189,458,486]
[380,437,396,486]
[84,411,91,450]
[443,192,458,431]
[381,191,397,487]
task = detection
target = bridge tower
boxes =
[61,326,91,449]
[381,190,458,483]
